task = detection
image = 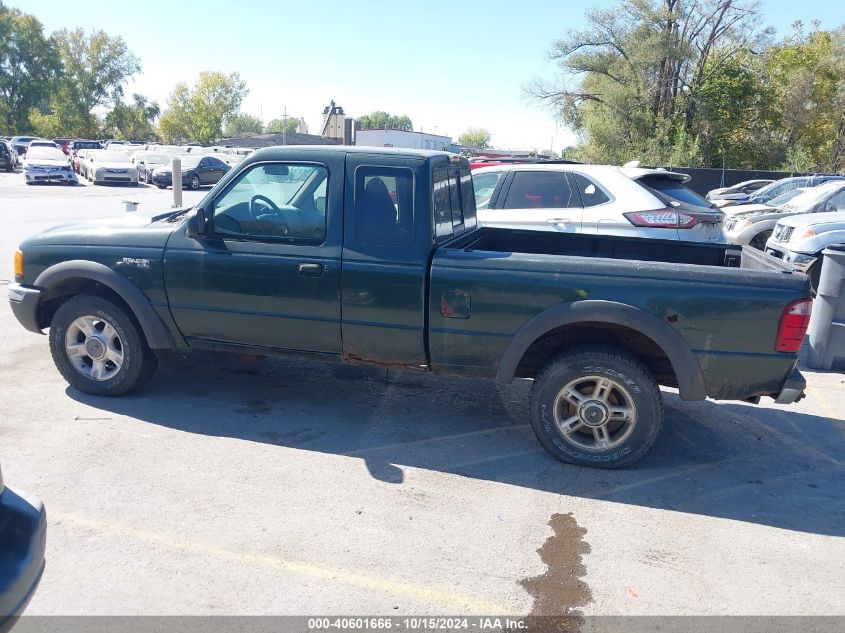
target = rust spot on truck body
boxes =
[340,351,428,371]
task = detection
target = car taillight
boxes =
[775,299,813,352]
[624,209,720,229]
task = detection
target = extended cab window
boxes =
[212,162,328,241]
[503,171,579,209]
[355,166,414,246]
[434,165,476,241]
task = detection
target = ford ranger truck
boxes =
[8,147,811,468]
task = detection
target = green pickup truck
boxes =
[9,147,812,468]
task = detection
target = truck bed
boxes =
[456,227,793,273]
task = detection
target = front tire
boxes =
[49,295,158,396]
[189,175,200,190]
[749,229,772,251]
[530,345,664,468]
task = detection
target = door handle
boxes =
[546,218,570,224]
[298,262,324,277]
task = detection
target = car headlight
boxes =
[731,219,751,232]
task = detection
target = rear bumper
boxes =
[774,366,806,404]
[0,487,47,633]
[8,284,43,334]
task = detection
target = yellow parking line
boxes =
[52,511,518,614]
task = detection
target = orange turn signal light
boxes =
[14,249,23,277]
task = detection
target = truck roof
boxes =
[249,145,457,161]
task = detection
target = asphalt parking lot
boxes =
[1,168,844,621]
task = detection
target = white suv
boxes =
[472,163,725,242]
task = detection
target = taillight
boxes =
[775,299,813,352]
[624,209,720,229]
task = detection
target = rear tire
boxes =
[49,294,158,396]
[529,345,664,468]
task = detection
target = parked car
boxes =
[22,146,78,185]
[722,187,809,249]
[51,138,73,155]
[0,462,47,633]
[1,140,17,168]
[765,211,845,289]
[134,152,171,184]
[0,141,13,172]
[473,163,725,242]
[8,146,811,468]
[80,150,99,180]
[10,137,41,161]
[151,154,230,189]
[27,139,59,151]
[88,151,138,185]
[70,140,102,172]
[220,153,246,168]
[712,175,845,208]
[725,181,845,251]
[706,179,774,205]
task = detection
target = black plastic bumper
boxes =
[7,284,43,335]
[0,486,47,633]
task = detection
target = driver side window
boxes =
[212,162,328,241]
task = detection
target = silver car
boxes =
[726,182,845,251]
[765,210,845,289]
[473,163,725,242]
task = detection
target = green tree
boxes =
[223,112,263,137]
[30,28,140,138]
[264,116,300,134]
[358,111,413,131]
[458,128,492,148]
[0,2,58,132]
[104,94,160,140]
[527,0,768,166]
[695,53,768,168]
[158,71,248,144]
[763,25,845,172]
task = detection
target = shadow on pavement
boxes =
[67,352,845,537]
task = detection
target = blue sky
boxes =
[19,0,845,150]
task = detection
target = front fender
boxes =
[495,299,707,401]
[32,260,176,349]
[797,229,845,255]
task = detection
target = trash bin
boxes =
[806,244,845,371]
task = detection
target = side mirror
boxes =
[186,207,210,239]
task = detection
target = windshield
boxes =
[749,178,805,203]
[145,154,169,164]
[767,189,806,207]
[179,156,201,169]
[779,185,842,212]
[27,146,66,161]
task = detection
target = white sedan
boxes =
[22,146,78,185]
[89,151,139,185]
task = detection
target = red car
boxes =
[52,138,73,155]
